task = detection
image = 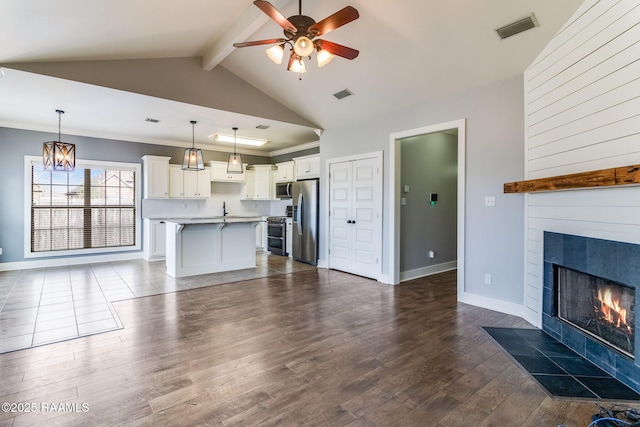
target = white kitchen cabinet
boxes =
[293,154,320,180]
[242,165,273,200]
[141,155,170,199]
[273,161,295,183]
[243,170,255,199]
[143,219,166,261]
[169,165,211,198]
[210,161,246,182]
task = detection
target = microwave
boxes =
[275,181,293,199]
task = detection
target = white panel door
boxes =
[329,155,382,279]
[351,158,381,276]
[329,161,352,272]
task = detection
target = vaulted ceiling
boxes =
[0,0,583,155]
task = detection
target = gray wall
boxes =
[271,146,319,164]
[0,126,271,264]
[319,74,525,305]
[400,132,457,272]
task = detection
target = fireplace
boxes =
[542,232,640,393]
[556,266,635,358]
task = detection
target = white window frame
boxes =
[23,155,142,258]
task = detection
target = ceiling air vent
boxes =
[255,124,270,130]
[496,14,538,39]
[333,88,354,100]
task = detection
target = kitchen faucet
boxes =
[223,201,227,217]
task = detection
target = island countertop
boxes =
[160,216,263,225]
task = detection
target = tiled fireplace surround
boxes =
[542,231,640,393]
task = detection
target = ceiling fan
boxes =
[233,0,359,75]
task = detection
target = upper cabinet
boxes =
[273,161,295,183]
[293,154,320,180]
[243,165,273,200]
[169,165,211,199]
[142,155,170,199]
[210,161,246,182]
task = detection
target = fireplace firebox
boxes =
[556,266,635,358]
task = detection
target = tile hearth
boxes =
[0,253,314,354]
[484,327,640,401]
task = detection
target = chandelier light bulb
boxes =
[266,44,284,64]
[288,56,306,73]
[293,36,314,57]
[316,49,334,67]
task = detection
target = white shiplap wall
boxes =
[524,0,640,326]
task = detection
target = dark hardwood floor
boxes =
[0,268,634,426]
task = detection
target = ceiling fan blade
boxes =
[309,6,359,37]
[233,38,287,48]
[315,40,359,60]
[254,0,297,33]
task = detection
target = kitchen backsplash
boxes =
[142,183,291,219]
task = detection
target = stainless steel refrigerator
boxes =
[292,179,319,265]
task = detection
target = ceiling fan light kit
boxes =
[234,0,359,77]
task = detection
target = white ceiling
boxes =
[0,0,583,155]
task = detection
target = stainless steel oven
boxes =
[267,216,287,256]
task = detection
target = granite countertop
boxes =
[161,216,263,224]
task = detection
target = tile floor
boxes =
[0,252,315,354]
[484,327,640,401]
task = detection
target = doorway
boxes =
[389,119,466,292]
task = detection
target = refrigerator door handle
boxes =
[297,193,303,235]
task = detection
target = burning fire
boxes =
[598,288,631,332]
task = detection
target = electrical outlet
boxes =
[484,274,492,285]
[429,250,435,259]
[0,248,2,255]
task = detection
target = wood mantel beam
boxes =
[503,164,640,193]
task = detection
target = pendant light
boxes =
[43,109,75,172]
[182,120,204,171]
[227,127,243,174]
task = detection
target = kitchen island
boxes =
[163,216,261,278]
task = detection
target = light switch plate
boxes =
[403,185,410,193]
[484,196,496,207]
[401,197,407,205]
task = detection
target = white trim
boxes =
[269,141,320,157]
[458,291,527,319]
[325,150,384,281]
[0,251,144,272]
[23,155,142,259]
[400,261,457,282]
[389,119,466,296]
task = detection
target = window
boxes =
[25,156,141,257]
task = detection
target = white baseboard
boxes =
[458,291,528,320]
[0,252,144,272]
[400,261,457,282]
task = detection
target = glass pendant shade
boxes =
[316,48,335,67]
[288,55,306,73]
[227,127,244,174]
[182,120,205,171]
[266,44,284,64]
[43,110,75,172]
[227,152,243,173]
[293,36,314,57]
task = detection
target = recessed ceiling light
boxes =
[208,133,268,147]
[145,118,160,123]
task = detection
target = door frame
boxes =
[389,119,466,291]
[325,150,384,281]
